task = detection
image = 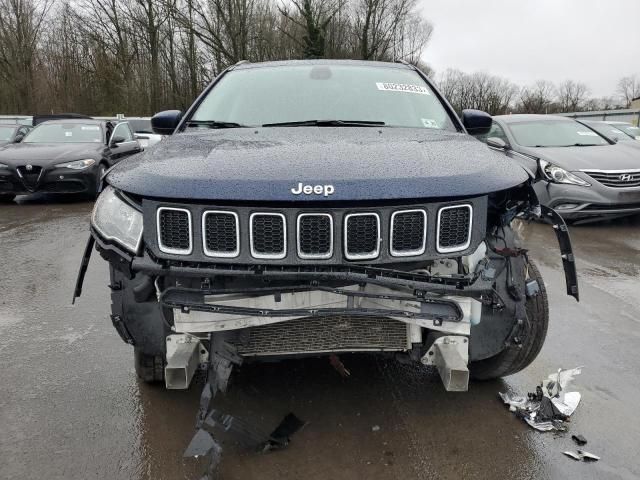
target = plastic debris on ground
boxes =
[563,450,600,462]
[498,366,583,432]
[571,434,588,446]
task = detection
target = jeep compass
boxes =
[74,60,578,394]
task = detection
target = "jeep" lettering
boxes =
[291,183,335,197]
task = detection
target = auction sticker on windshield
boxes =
[376,82,430,95]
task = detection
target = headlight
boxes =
[91,186,143,253]
[540,160,590,186]
[0,163,8,169]
[55,159,96,170]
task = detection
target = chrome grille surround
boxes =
[147,198,486,263]
[390,209,427,257]
[249,212,287,259]
[581,169,640,188]
[297,213,334,259]
[202,210,240,258]
[343,212,381,260]
[436,204,472,254]
[156,207,193,255]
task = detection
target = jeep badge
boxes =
[291,183,335,197]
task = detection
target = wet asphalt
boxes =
[1,195,639,480]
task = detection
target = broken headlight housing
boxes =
[539,160,590,186]
[91,186,143,253]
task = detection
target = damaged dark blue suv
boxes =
[75,60,578,393]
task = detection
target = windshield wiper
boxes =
[262,119,385,127]
[186,120,250,129]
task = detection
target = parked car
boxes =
[578,120,640,150]
[0,119,141,201]
[0,124,32,147]
[75,60,578,396]
[604,121,640,140]
[484,114,640,221]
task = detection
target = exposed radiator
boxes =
[233,315,410,356]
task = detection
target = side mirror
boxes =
[462,109,492,136]
[14,134,24,143]
[486,137,508,150]
[151,110,182,135]
[110,136,126,146]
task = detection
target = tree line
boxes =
[439,70,640,116]
[0,0,638,117]
[0,0,433,115]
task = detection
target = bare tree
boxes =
[518,80,556,114]
[278,0,344,58]
[353,0,412,60]
[0,0,52,112]
[617,75,640,107]
[556,80,589,112]
[436,69,518,115]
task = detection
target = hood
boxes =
[0,142,104,166]
[107,127,529,202]
[521,143,640,171]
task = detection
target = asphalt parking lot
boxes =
[1,196,639,480]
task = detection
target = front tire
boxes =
[0,194,14,203]
[470,260,549,380]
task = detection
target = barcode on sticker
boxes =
[376,82,430,95]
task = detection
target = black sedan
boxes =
[481,114,640,221]
[0,119,141,201]
[0,124,32,147]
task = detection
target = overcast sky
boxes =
[419,0,640,97]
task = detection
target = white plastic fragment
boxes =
[551,391,581,417]
[499,366,583,432]
[563,450,600,462]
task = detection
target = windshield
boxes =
[191,64,456,131]
[0,126,16,141]
[24,123,103,143]
[583,122,634,142]
[508,120,609,147]
[614,124,640,138]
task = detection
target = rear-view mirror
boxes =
[462,109,492,136]
[151,110,182,135]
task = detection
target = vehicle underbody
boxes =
[75,180,578,393]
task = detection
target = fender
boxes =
[539,205,579,301]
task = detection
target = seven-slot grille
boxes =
[437,205,472,253]
[250,213,286,259]
[582,170,640,188]
[390,210,426,256]
[344,213,380,260]
[203,211,239,257]
[297,214,333,259]
[157,207,192,254]
[155,205,474,259]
